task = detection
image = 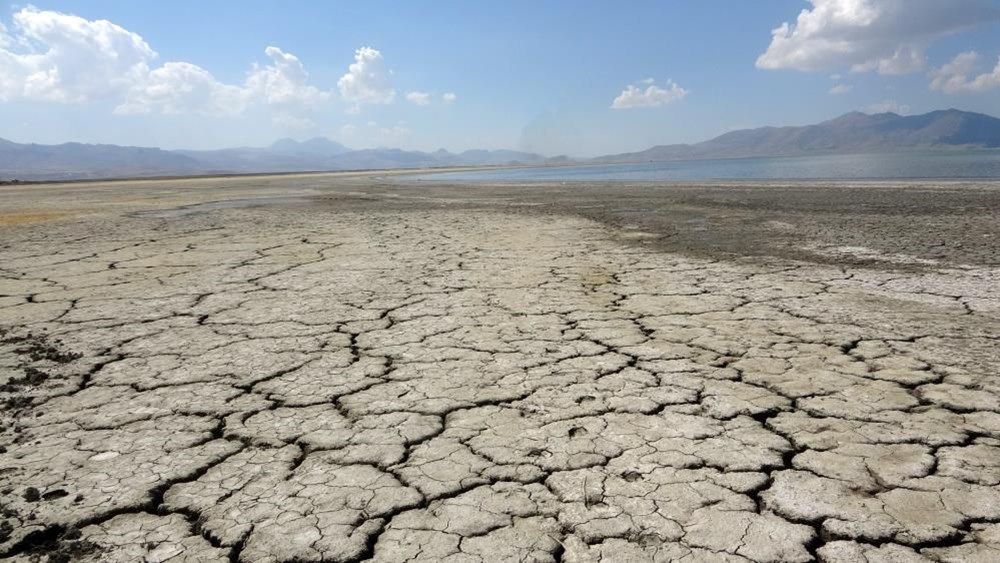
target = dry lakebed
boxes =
[0,173,998,562]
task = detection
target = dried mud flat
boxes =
[0,175,999,562]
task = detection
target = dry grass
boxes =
[0,211,72,226]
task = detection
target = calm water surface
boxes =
[416,151,1000,182]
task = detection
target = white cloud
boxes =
[611,79,687,109]
[116,61,248,115]
[865,100,910,114]
[118,45,330,117]
[829,83,852,94]
[850,45,925,75]
[245,46,329,108]
[756,0,1000,74]
[930,51,1000,93]
[338,47,394,112]
[0,6,156,103]
[442,92,457,104]
[406,91,430,105]
[0,7,331,120]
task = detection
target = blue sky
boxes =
[1,1,999,155]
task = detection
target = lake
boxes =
[414,150,1000,182]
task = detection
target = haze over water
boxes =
[418,151,1000,182]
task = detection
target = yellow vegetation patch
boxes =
[0,211,72,225]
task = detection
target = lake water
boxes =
[415,151,1000,182]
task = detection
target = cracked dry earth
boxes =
[1,181,1000,563]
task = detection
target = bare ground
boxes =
[0,174,998,562]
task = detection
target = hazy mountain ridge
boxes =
[0,139,206,179]
[597,109,1000,163]
[3,109,1000,180]
[0,137,550,180]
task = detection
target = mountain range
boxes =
[0,136,549,181]
[598,109,1000,163]
[2,109,999,180]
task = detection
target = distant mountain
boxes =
[598,109,1000,163]
[0,136,549,180]
[0,139,205,180]
[268,137,351,156]
[452,149,547,166]
[5,109,999,180]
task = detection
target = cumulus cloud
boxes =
[0,8,445,123]
[850,45,925,75]
[756,0,1000,74]
[865,100,910,114]
[611,79,687,109]
[829,83,852,94]
[930,51,1000,93]
[404,91,456,106]
[0,6,155,103]
[338,47,394,112]
[0,21,15,49]
[118,44,331,116]
[0,6,331,120]
[116,62,248,115]
[245,46,329,108]
[406,91,430,105]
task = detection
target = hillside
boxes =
[0,137,548,180]
[598,109,1000,162]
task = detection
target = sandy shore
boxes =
[1,174,999,562]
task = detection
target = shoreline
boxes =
[6,146,1000,188]
[2,176,998,269]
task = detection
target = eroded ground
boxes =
[0,176,999,562]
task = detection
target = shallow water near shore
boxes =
[414,150,1000,182]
